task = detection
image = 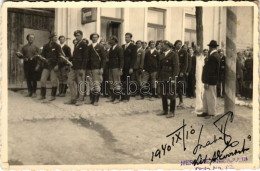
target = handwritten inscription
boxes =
[151,111,251,166]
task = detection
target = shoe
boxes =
[149,97,155,101]
[84,97,93,104]
[49,96,56,101]
[75,100,84,106]
[157,111,168,116]
[113,99,120,104]
[31,93,37,98]
[177,103,184,108]
[25,93,32,97]
[204,115,215,119]
[93,101,99,106]
[38,96,46,100]
[166,111,175,118]
[59,93,65,97]
[197,112,209,117]
[122,99,129,103]
[64,99,76,105]
[136,95,144,100]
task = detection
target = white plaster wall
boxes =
[128,8,145,42]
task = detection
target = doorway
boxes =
[101,18,122,45]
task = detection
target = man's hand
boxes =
[35,64,40,71]
[79,69,85,77]
[204,84,209,90]
[129,68,133,74]
[119,68,123,76]
[54,65,59,72]
[179,72,184,77]
[99,68,103,75]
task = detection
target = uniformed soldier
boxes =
[85,33,106,106]
[139,40,160,100]
[174,40,188,108]
[133,40,145,99]
[157,40,179,118]
[108,36,124,104]
[65,30,89,106]
[20,34,40,98]
[57,35,72,97]
[38,33,63,101]
[121,33,137,102]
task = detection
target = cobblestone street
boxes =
[8,90,253,165]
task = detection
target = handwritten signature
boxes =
[150,111,250,165]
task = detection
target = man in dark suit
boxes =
[39,33,63,101]
[108,36,124,104]
[132,40,145,99]
[121,33,137,102]
[65,30,89,106]
[217,49,225,98]
[139,40,160,100]
[198,40,220,118]
[57,35,72,97]
[186,48,196,98]
[174,40,188,108]
[157,41,179,118]
[85,33,106,106]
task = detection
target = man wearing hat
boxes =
[38,32,63,101]
[157,40,179,118]
[139,40,160,100]
[65,30,89,105]
[57,35,72,97]
[107,36,124,104]
[198,40,220,118]
[121,32,137,102]
[85,33,106,106]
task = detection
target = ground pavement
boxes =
[7,90,253,166]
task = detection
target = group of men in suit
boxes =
[20,29,225,118]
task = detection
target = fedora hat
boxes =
[49,32,57,39]
[207,40,219,47]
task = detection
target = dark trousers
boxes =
[217,74,225,97]
[101,63,110,97]
[121,69,131,100]
[24,59,38,94]
[177,74,186,103]
[159,81,176,112]
[186,73,196,97]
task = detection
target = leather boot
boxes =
[38,87,46,100]
[57,84,63,96]
[49,87,57,101]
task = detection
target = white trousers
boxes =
[202,85,217,115]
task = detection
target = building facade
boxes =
[7,6,254,87]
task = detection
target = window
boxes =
[184,14,196,47]
[147,8,166,41]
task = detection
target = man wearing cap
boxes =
[174,40,188,108]
[38,33,63,101]
[85,33,105,106]
[20,34,40,98]
[65,30,89,105]
[198,40,220,118]
[108,36,124,104]
[121,32,137,102]
[157,40,179,118]
[139,40,160,100]
[132,40,145,99]
[57,35,72,97]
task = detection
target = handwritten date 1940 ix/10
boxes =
[150,111,251,166]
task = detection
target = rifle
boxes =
[60,55,73,67]
[35,54,48,63]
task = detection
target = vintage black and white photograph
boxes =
[1,1,259,170]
